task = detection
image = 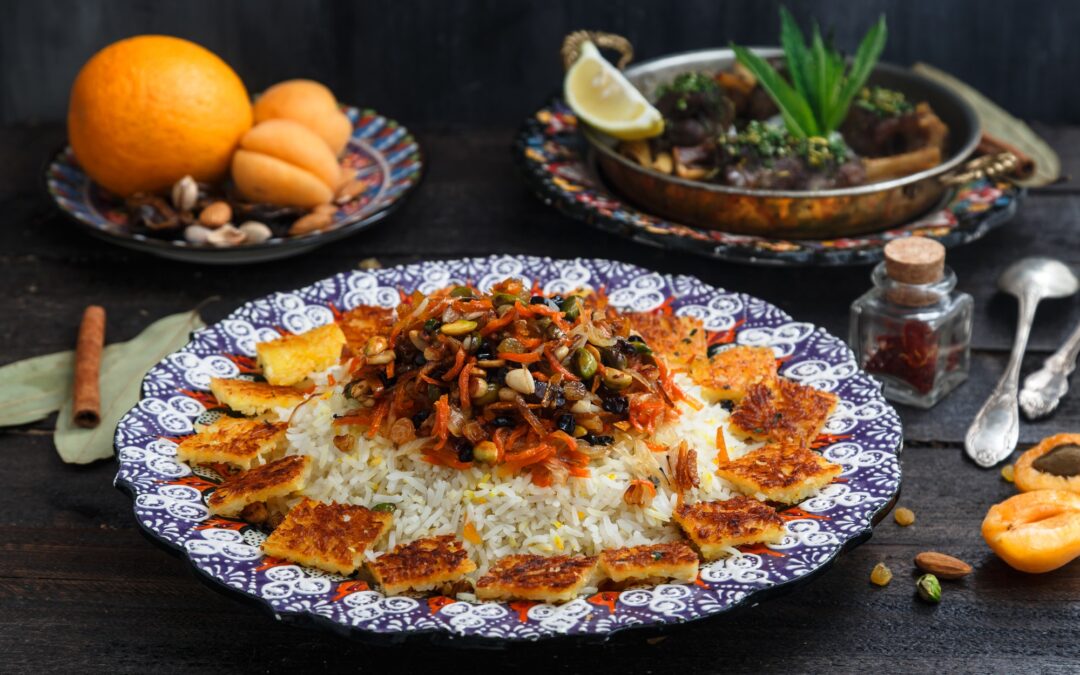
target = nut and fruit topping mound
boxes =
[334,279,689,486]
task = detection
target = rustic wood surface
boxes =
[3,123,1080,673]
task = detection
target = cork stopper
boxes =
[884,238,946,285]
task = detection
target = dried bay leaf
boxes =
[54,310,205,464]
[913,62,1061,188]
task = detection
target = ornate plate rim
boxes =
[44,106,423,262]
[113,255,903,644]
[513,98,1024,268]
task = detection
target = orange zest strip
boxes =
[715,427,729,464]
[458,356,474,411]
[479,308,516,335]
[366,397,391,439]
[442,348,466,381]
[544,345,579,381]
[431,394,450,450]
[499,351,542,364]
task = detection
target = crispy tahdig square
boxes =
[715,441,842,504]
[338,305,395,352]
[689,345,778,403]
[367,535,477,595]
[176,417,286,470]
[626,312,706,371]
[207,455,312,517]
[261,498,392,575]
[729,378,838,444]
[209,377,306,416]
[475,554,599,603]
[598,542,699,584]
[673,496,786,560]
[255,322,347,387]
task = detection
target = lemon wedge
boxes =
[564,41,664,140]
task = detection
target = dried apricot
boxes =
[1014,434,1080,494]
[981,489,1080,573]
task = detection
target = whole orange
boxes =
[67,35,253,196]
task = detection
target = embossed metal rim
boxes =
[113,255,903,644]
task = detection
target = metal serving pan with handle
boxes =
[566,32,1016,239]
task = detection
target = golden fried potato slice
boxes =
[366,535,477,595]
[209,377,306,416]
[689,345,777,402]
[673,496,785,560]
[475,554,599,603]
[255,322,346,386]
[338,305,395,352]
[176,417,286,470]
[716,441,842,504]
[626,312,706,371]
[598,542,699,583]
[729,378,838,444]
[261,498,392,575]
[207,455,312,517]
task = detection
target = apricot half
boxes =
[231,119,340,207]
[1014,433,1080,494]
[253,79,353,155]
[982,489,1080,573]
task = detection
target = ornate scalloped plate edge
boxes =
[45,106,423,264]
[113,255,903,644]
[513,98,1024,267]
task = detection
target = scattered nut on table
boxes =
[238,221,273,244]
[199,201,232,228]
[206,223,246,247]
[171,175,198,212]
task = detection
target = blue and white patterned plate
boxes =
[46,106,422,264]
[114,256,902,644]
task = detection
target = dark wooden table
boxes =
[4,122,1080,673]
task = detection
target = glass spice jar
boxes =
[849,237,973,408]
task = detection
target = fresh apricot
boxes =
[1014,433,1080,494]
[239,119,341,189]
[253,79,353,155]
[981,489,1080,573]
[232,150,333,207]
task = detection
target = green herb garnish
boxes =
[854,86,912,117]
[731,7,887,138]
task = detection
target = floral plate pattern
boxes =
[46,106,422,264]
[114,255,903,644]
[514,100,1023,267]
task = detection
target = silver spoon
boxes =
[965,258,1079,467]
[1020,318,1080,419]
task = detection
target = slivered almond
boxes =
[914,551,972,579]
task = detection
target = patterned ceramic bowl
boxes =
[114,256,902,644]
[46,107,422,264]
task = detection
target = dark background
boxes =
[2,0,1077,127]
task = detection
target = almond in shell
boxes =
[914,551,972,580]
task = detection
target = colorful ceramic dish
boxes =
[114,256,902,642]
[516,100,1022,267]
[46,106,422,264]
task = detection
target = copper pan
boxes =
[564,33,1013,239]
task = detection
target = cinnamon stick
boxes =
[73,305,106,428]
[977,132,1036,179]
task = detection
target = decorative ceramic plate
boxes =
[514,100,1024,267]
[46,106,422,264]
[114,255,902,644]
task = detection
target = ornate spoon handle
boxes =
[965,290,1039,467]
[1020,319,1080,419]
